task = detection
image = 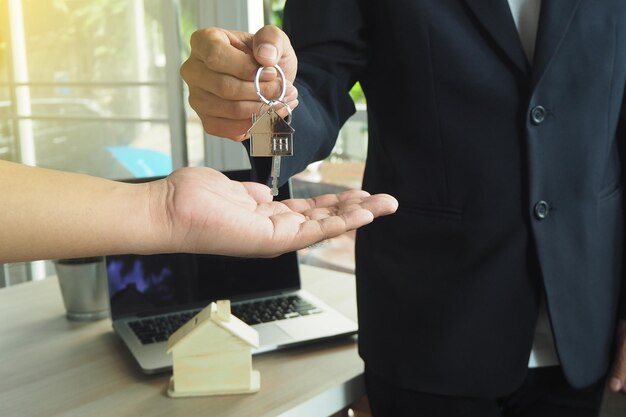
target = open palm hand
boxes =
[150,167,398,257]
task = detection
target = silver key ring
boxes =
[254,64,287,105]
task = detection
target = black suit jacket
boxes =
[252,0,626,396]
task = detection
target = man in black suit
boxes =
[181,0,626,415]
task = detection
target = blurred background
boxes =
[0,0,368,285]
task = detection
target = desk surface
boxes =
[0,264,365,417]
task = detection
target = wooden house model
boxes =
[248,107,295,157]
[166,300,260,397]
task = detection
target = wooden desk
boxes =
[0,265,365,417]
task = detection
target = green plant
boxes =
[349,82,366,104]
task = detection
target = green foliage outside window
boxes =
[270,0,285,28]
[349,83,365,104]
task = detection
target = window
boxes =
[0,0,188,178]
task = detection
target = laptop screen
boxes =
[106,251,300,318]
[106,171,300,319]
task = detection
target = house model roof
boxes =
[166,300,259,353]
[247,108,295,135]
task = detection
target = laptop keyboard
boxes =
[128,295,322,345]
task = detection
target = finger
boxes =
[281,189,372,212]
[305,196,369,216]
[286,195,398,237]
[260,194,391,255]
[307,194,397,219]
[196,99,298,140]
[185,60,288,101]
[189,89,265,120]
[188,28,259,80]
[252,26,298,82]
[284,85,299,103]
[355,194,399,218]
[285,209,375,251]
[261,209,365,255]
[259,75,297,107]
[252,25,292,66]
[258,66,278,82]
[272,99,300,121]
[200,115,251,141]
[608,322,626,393]
[188,83,297,119]
[609,356,626,393]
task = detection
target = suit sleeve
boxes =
[248,0,371,186]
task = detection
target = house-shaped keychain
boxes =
[166,300,260,397]
[248,106,295,157]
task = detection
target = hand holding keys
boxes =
[247,64,294,196]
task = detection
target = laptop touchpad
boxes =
[256,323,294,347]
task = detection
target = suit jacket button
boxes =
[530,106,546,125]
[534,201,550,220]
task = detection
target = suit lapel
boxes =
[532,0,583,86]
[462,0,529,73]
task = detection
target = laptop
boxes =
[107,170,358,374]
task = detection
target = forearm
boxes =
[0,161,165,262]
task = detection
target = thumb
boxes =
[253,25,294,68]
[242,181,273,204]
[608,320,626,393]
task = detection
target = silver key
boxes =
[271,154,281,196]
[247,65,295,197]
